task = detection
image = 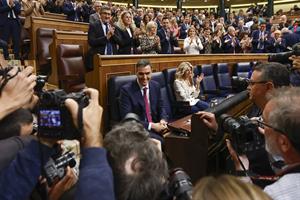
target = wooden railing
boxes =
[43,12,67,20]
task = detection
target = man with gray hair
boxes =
[89,1,102,24]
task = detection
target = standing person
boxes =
[200,27,212,54]
[211,30,223,53]
[157,17,178,54]
[173,62,209,114]
[22,0,45,30]
[179,16,190,39]
[222,26,240,53]
[240,32,252,53]
[251,22,271,53]
[114,11,138,54]
[87,6,118,70]
[139,21,161,54]
[119,59,168,142]
[0,0,21,60]
[89,1,101,24]
[183,26,203,54]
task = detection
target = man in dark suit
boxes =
[251,22,271,53]
[179,16,190,39]
[87,6,117,70]
[119,59,168,141]
[157,17,178,54]
[222,26,240,53]
[0,0,21,60]
[88,0,101,24]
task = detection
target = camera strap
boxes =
[77,101,84,134]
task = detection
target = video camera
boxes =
[161,168,193,200]
[268,42,300,66]
[218,114,265,154]
[44,151,76,186]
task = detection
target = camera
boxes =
[232,76,249,93]
[34,75,47,95]
[268,42,300,65]
[37,89,89,139]
[44,151,76,186]
[161,168,193,200]
[218,114,264,154]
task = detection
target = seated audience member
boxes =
[139,21,161,54]
[173,62,209,113]
[0,66,115,200]
[226,87,300,200]
[114,11,139,54]
[240,32,252,53]
[183,26,203,54]
[119,59,168,141]
[193,175,271,200]
[157,17,179,54]
[22,0,45,30]
[0,108,33,140]
[104,120,168,200]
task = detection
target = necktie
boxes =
[105,23,113,55]
[143,87,152,123]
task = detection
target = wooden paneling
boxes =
[43,12,67,20]
[30,16,89,69]
[48,30,88,86]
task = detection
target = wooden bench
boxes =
[48,30,88,86]
[43,12,67,20]
[85,54,268,108]
[29,16,88,69]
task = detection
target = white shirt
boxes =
[6,0,16,19]
[173,79,200,106]
[101,20,110,55]
[183,37,203,54]
[264,173,300,200]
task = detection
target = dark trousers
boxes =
[0,39,8,59]
[191,100,209,113]
[0,18,21,60]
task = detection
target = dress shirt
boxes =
[101,20,110,55]
[6,0,16,18]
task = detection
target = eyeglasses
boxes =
[246,79,269,86]
[255,118,286,135]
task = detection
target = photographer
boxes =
[0,70,115,200]
[197,62,290,178]
[227,87,300,200]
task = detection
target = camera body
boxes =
[219,114,264,154]
[44,151,76,186]
[161,168,193,200]
[37,89,89,139]
[268,42,300,65]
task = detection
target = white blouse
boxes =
[183,36,203,54]
[173,79,200,106]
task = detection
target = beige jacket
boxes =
[22,0,45,29]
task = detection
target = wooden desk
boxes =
[43,12,67,20]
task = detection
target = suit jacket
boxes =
[119,80,168,129]
[179,23,189,39]
[0,0,21,26]
[251,30,271,53]
[89,12,99,24]
[22,0,44,29]
[114,25,138,54]
[282,32,300,49]
[222,34,240,53]
[63,1,76,21]
[157,28,178,54]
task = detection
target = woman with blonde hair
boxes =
[173,62,208,113]
[139,21,161,54]
[183,26,203,54]
[193,175,271,200]
[114,11,139,54]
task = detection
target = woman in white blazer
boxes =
[183,26,203,54]
[173,62,209,113]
